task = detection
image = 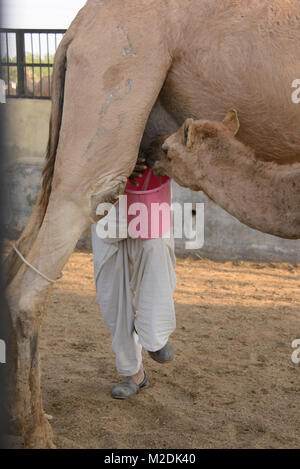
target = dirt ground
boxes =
[34,251,299,449]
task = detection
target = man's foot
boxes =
[148,342,174,363]
[112,371,149,400]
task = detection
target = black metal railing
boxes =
[0,29,66,99]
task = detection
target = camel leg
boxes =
[5,9,173,447]
[5,194,90,449]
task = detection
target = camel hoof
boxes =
[24,414,56,449]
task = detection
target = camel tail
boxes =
[39,39,70,216]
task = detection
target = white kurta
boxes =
[91,223,177,376]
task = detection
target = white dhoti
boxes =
[91,224,177,376]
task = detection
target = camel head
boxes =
[148,109,240,190]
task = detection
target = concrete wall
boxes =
[3,99,50,233]
[172,183,300,263]
[3,98,300,263]
[3,99,51,167]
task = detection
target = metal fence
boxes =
[0,29,66,99]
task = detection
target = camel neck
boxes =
[197,137,300,239]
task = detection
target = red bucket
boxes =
[124,168,171,239]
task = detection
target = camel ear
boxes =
[183,118,195,148]
[223,109,240,136]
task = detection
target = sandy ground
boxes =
[34,251,299,449]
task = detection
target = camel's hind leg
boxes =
[5,7,172,447]
[5,194,91,449]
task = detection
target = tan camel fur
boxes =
[4,0,300,448]
[149,110,300,239]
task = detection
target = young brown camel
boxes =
[148,110,300,239]
[4,0,300,448]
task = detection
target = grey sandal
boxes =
[148,342,174,363]
[112,372,149,399]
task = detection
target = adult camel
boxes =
[4,0,300,449]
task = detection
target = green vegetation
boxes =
[1,52,55,85]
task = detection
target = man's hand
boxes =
[129,154,148,187]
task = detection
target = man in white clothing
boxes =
[91,157,177,399]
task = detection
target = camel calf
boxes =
[149,110,300,239]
